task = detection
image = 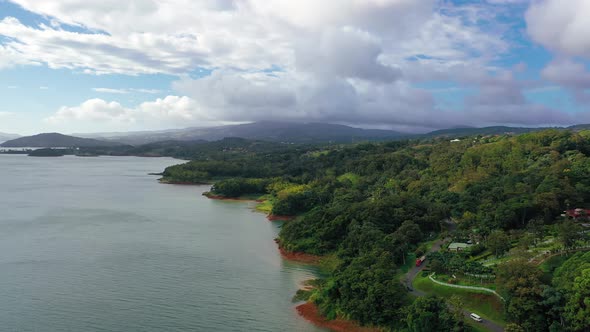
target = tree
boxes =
[496,259,547,331]
[527,217,545,245]
[504,323,525,332]
[487,230,511,257]
[330,250,407,326]
[562,268,590,331]
[403,296,462,332]
[557,220,584,250]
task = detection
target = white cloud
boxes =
[44,96,214,131]
[542,59,590,88]
[0,0,507,78]
[541,59,590,104]
[92,87,163,94]
[526,0,590,58]
[93,88,129,94]
[4,0,572,131]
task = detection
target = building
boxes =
[565,208,590,220]
[448,242,471,252]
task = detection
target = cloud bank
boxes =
[0,0,587,132]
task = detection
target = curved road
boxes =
[403,219,504,332]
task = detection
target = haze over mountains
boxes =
[0,133,21,143]
[76,122,407,145]
[0,133,124,148]
[77,121,590,145]
[3,122,590,148]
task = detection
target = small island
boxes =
[28,148,67,157]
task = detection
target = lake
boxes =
[0,155,323,331]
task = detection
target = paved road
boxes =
[403,219,504,332]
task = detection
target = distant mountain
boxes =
[75,122,590,146]
[0,133,125,148]
[0,132,20,143]
[425,126,552,138]
[567,124,590,131]
[78,121,408,145]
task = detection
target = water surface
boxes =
[0,155,322,331]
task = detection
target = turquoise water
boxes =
[0,155,323,331]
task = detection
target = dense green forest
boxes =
[162,130,590,331]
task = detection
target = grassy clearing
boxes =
[254,198,273,213]
[413,274,506,325]
[481,255,512,266]
[539,252,575,283]
[435,273,496,290]
[539,253,574,273]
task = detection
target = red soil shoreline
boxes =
[296,302,380,332]
[202,190,371,331]
[160,180,211,185]
[274,239,322,264]
[267,214,295,221]
[203,193,259,202]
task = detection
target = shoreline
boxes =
[200,187,370,332]
[202,192,267,203]
[267,214,295,221]
[296,302,380,332]
[159,180,211,185]
[277,242,323,264]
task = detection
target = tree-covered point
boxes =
[28,148,71,157]
[159,129,590,330]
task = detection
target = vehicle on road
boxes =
[415,255,426,267]
[470,313,483,322]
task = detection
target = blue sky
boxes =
[0,0,589,135]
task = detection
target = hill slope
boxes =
[78,121,407,145]
[0,133,125,148]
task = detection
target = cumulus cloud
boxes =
[4,0,585,131]
[45,96,211,131]
[542,59,590,88]
[526,0,590,57]
[541,59,590,104]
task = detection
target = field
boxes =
[413,274,506,325]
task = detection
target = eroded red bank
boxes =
[277,245,322,264]
[205,193,374,331]
[296,302,380,332]
[267,214,295,221]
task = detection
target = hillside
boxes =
[78,121,407,145]
[425,126,547,138]
[160,129,590,331]
[78,121,590,145]
[0,133,125,148]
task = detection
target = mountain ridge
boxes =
[75,121,590,145]
[0,133,126,148]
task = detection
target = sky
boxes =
[0,0,589,135]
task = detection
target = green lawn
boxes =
[538,253,575,284]
[413,274,506,325]
[465,319,490,332]
[254,198,273,213]
[435,273,496,290]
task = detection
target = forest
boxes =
[161,130,590,331]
